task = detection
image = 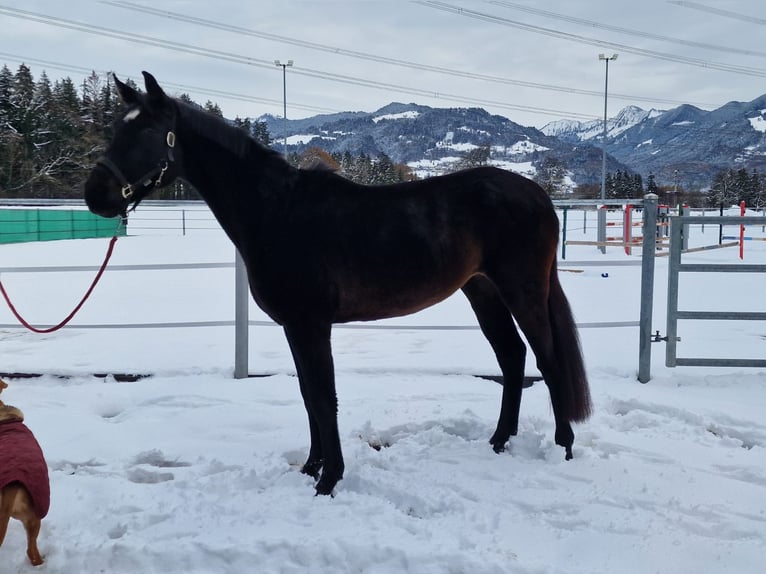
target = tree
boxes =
[455,144,490,171]
[646,173,658,195]
[204,100,222,117]
[709,168,738,207]
[534,156,567,195]
[297,147,339,171]
[251,120,271,146]
[0,63,242,198]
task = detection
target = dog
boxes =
[0,379,50,566]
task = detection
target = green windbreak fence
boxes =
[0,209,126,244]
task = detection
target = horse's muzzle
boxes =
[84,165,128,219]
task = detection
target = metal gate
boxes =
[665,214,766,368]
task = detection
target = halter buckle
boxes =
[155,162,169,188]
[121,184,134,199]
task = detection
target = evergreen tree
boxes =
[0,65,15,193]
[534,156,567,195]
[251,120,271,146]
[204,100,223,117]
[0,65,12,124]
[748,169,765,209]
[646,173,658,194]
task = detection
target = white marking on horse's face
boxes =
[123,108,141,122]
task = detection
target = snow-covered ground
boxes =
[0,207,764,573]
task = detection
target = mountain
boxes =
[258,94,766,191]
[606,96,766,189]
[542,105,663,142]
[259,103,624,188]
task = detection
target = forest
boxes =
[0,64,414,200]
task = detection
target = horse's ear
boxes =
[142,71,167,105]
[113,74,140,105]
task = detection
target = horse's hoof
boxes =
[315,476,338,496]
[564,447,573,460]
[301,460,323,480]
[489,433,508,453]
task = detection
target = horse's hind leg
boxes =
[462,276,526,453]
[487,272,576,460]
[284,322,344,495]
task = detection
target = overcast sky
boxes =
[2,0,766,128]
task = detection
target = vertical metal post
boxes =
[598,53,617,254]
[597,206,607,254]
[274,60,293,155]
[679,204,689,252]
[561,207,568,260]
[234,248,249,378]
[638,193,658,383]
[665,213,683,368]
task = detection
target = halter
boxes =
[96,131,177,200]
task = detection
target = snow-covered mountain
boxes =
[259,103,621,188]
[541,106,663,142]
[259,94,766,190]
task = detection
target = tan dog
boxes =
[0,379,49,566]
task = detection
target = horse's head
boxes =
[84,71,180,218]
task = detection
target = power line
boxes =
[417,1,766,78]
[667,1,766,26]
[0,52,338,115]
[0,4,598,120]
[492,1,766,59]
[100,0,715,110]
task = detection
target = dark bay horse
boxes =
[84,72,591,495]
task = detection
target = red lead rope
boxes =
[0,234,119,333]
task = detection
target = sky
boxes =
[1,0,766,128]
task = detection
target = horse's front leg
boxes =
[284,322,344,495]
[291,358,323,480]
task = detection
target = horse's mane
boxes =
[175,99,284,165]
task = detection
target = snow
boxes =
[748,111,766,133]
[1,207,765,573]
[371,111,420,123]
[284,134,335,146]
[671,121,695,127]
[500,140,549,154]
[541,107,663,142]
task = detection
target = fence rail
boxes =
[1,247,643,378]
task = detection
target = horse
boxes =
[84,72,591,496]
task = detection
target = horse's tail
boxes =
[548,261,592,422]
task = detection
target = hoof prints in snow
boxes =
[126,449,191,483]
[607,398,766,450]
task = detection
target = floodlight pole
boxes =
[274,60,293,155]
[598,53,618,254]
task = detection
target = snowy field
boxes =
[0,207,765,573]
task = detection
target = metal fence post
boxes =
[234,249,249,378]
[638,193,658,383]
[597,205,607,254]
[561,207,568,260]
[665,214,683,368]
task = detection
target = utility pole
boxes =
[274,60,293,155]
[598,53,618,254]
